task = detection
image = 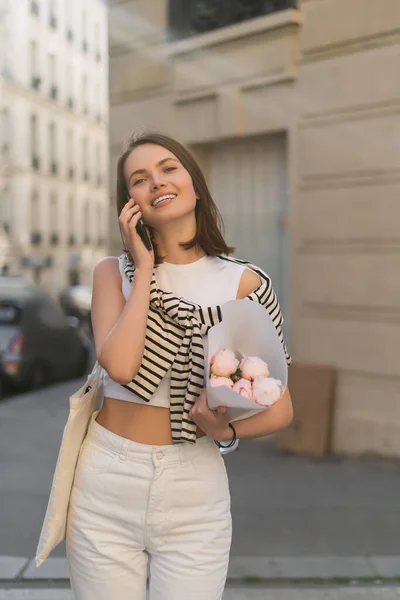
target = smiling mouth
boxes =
[152,194,177,208]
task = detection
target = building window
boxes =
[95,141,102,186]
[30,114,40,169]
[82,136,89,181]
[49,54,57,99]
[168,0,297,40]
[94,23,101,61]
[49,0,57,28]
[82,74,88,115]
[1,185,11,234]
[66,63,74,109]
[83,200,90,244]
[30,0,40,16]
[67,196,75,245]
[1,108,11,154]
[49,193,59,245]
[30,40,41,90]
[49,122,57,174]
[82,10,88,53]
[66,128,74,179]
[66,0,73,41]
[30,189,41,243]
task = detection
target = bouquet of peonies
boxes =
[210,349,283,408]
[205,299,288,418]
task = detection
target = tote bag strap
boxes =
[84,360,104,393]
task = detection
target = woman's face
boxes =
[123,143,198,229]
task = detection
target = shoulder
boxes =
[236,268,262,299]
[93,256,121,282]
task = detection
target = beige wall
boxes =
[109,0,400,456]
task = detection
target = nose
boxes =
[150,173,166,190]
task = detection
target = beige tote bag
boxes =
[35,361,104,567]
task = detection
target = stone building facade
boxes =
[108,0,400,456]
[0,0,109,295]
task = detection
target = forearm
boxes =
[98,268,152,383]
[218,388,293,442]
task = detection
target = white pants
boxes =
[66,414,232,600]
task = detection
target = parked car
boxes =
[59,285,93,334]
[0,276,91,398]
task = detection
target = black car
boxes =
[0,276,90,398]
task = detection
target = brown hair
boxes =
[116,131,235,264]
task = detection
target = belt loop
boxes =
[119,440,128,463]
[179,443,185,467]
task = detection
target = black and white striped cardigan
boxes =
[122,254,292,444]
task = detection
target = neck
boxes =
[153,215,205,265]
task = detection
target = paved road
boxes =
[1,377,400,558]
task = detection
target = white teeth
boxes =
[152,194,176,207]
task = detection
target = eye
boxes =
[132,178,145,186]
[165,166,176,173]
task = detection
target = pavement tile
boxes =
[228,556,375,579]
[22,558,69,580]
[0,557,28,580]
[369,556,400,578]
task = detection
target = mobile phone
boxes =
[136,218,153,251]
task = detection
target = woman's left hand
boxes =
[189,389,231,441]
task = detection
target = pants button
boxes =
[156,451,163,460]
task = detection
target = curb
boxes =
[1,555,400,583]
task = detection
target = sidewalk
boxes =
[1,554,400,581]
[1,586,400,600]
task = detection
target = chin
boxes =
[150,203,196,226]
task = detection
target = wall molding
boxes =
[297,237,400,255]
[167,9,302,57]
[299,99,400,127]
[240,70,296,92]
[301,28,400,64]
[110,84,170,106]
[299,168,400,191]
[301,301,400,324]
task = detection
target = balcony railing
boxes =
[168,0,297,40]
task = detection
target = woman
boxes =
[66,132,293,600]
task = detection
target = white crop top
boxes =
[103,254,246,406]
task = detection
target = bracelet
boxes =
[214,423,237,449]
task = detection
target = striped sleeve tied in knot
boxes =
[121,254,292,444]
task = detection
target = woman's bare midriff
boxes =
[96,397,206,445]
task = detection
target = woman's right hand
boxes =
[119,198,154,273]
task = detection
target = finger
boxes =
[199,388,207,401]
[218,406,227,415]
[120,210,141,234]
[120,198,135,216]
[127,210,143,231]
[119,203,140,224]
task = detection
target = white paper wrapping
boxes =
[205,299,288,421]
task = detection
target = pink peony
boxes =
[210,376,234,389]
[232,378,253,400]
[252,377,283,407]
[211,349,239,377]
[240,356,270,381]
